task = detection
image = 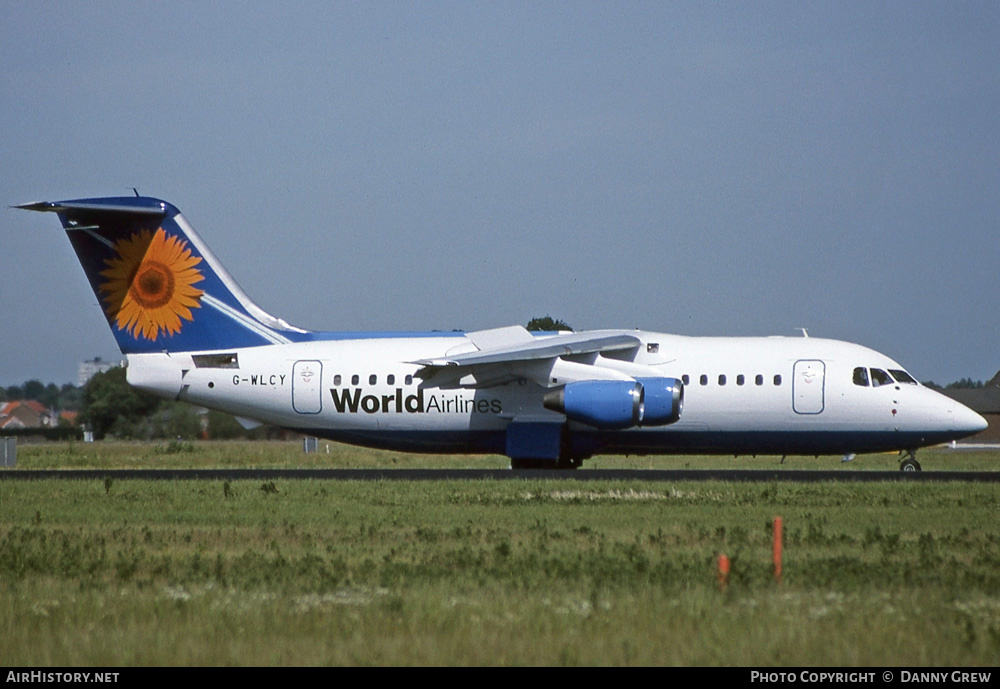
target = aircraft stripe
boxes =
[174,215,306,334]
[74,228,115,249]
[202,294,291,344]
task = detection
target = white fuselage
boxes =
[126,330,986,458]
[24,196,984,465]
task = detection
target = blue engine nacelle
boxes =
[542,378,684,429]
[543,380,642,429]
[635,377,683,426]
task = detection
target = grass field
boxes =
[2,441,999,665]
[9,437,1000,471]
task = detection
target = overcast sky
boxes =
[2,1,998,387]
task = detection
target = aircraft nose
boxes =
[952,401,988,435]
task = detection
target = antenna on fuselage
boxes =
[797,328,809,338]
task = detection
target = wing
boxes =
[411,325,644,389]
[414,326,639,367]
[412,325,683,430]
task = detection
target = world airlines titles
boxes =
[330,387,502,415]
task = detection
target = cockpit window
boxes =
[889,369,917,385]
[870,368,893,387]
[853,367,869,387]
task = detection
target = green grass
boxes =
[8,438,1000,471]
[1,441,999,665]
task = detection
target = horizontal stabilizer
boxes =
[15,200,167,217]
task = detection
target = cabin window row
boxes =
[852,367,917,388]
[681,374,782,387]
[333,374,415,386]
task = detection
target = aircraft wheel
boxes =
[557,456,583,470]
[900,457,922,472]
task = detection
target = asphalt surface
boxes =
[1,468,999,482]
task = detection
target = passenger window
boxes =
[773,374,782,386]
[351,374,359,386]
[889,369,917,385]
[718,374,727,386]
[405,375,413,385]
[853,367,869,387]
[682,374,690,385]
[369,374,377,385]
[755,374,764,386]
[736,374,745,386]
[387,374,395,385]
[870,369,893,387]
[700,375,708,386]
[334,374,342,385]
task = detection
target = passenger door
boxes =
[792,360,825,414]
[292,360,323,414]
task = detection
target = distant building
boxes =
[77,357,117,387]
[0,402,78,432]
[0,400,50,429]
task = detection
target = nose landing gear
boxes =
[899,449,922,472]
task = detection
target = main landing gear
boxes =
[899,449,922,472]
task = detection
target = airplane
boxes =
[17,195,988,471]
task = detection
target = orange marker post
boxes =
[717,553,730,591]
[773,516,783,585]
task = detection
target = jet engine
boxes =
[635,377,683,426]
[543,380,643,429]
[543,378,683,429]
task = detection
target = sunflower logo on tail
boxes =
[99,228,205,340]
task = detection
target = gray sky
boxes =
[2,1,998,387]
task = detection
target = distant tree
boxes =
[38,383,61,410]
[23,380,45,401]
[526,316,573,332]
[79,367,160,439]
[923,378,984,391]
[1,380,80,410]
[59,384,83,412]
[206,410,249,439]
[150,401,203,440]
[946,378,984,390]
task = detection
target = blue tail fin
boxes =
[18,196,308,354]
